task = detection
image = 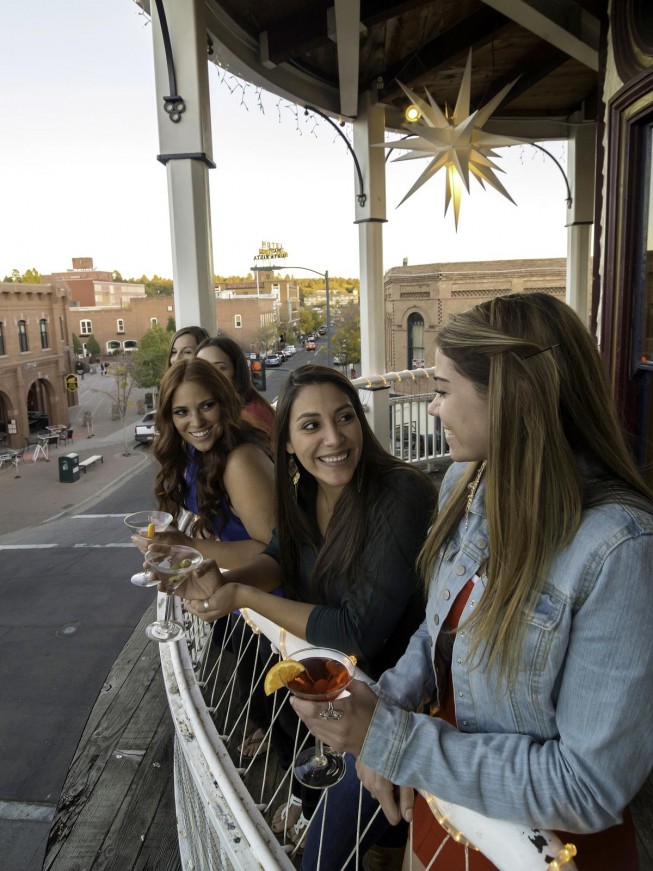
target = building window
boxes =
[407,312,425,369]
[0,323,5,356]
[117,319,125,334]
[18,320,29,352]
[150,317,158,326]
[633,121,653,372]
[80,319,92,335]
[234,314,243,328]
[39,319,49,349]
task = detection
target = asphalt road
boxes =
[0,462,158,871]
[258,336,335,399]
[0,339,335,870]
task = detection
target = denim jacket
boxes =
[360,462,653,833]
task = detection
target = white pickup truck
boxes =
[134,410,156,444]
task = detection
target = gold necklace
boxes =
[464,461,487,530]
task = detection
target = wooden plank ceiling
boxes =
[204,0,607,136]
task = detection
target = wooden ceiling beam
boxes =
[260,0,434,68]
[480,0,600,70]
[378,7,511,97]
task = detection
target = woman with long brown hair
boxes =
[293,293,653,870]
[131,357,274,569]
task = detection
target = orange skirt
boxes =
[409,793,640,870]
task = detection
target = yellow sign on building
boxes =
[65,373,79,392]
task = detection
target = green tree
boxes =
[299,307,322,335]
[86,334,101,358]
[130,324,169,393]
[72,333,83,355]
[332,306,361,367]
[256,323,279,356]
[166,317,176,332]
[22,267,42,284]
[92,356,137,456]
[112,270,123,282]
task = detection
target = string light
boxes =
[548,843,578,870]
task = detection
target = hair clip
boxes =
[523,342,560,359]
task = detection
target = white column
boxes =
[151,0,216,332]
[565,121,596,326]
[353,91,390,445]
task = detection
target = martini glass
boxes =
[143,544,203,643]
[124,511,174,587]
[281,647,355,789]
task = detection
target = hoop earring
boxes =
[288,455,300,497]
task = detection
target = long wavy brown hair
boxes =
[274,364,434,602]
[418,292,653,684]
[153,358,269,538]
[166,325,210,368]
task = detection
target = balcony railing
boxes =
[162,605,578,871]
[158,368,578,871]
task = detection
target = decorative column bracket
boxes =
[304,106,367,206]
[154,0,186,123]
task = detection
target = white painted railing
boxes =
[160,604,578,871]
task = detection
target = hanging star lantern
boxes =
[386,50,531,228]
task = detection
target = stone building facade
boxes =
[385,258,568,381]
[0,282,76,447]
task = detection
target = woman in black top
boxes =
[172,365,436,867]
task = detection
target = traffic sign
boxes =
[65,373,79,392]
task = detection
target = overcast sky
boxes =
[2,1,570,282]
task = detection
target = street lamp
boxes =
[250,264,332,367]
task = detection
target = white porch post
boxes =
[565,120,596,326]
[353,91,389,445]
[151,0,216,331]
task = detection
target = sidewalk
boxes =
[0,371,154,539]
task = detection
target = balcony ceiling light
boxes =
[386,50,530,229]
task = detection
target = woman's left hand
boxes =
[290,678,379,757]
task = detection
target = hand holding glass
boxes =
[143,544,203,643]
[124,511,173,587]
[281,647,355,789]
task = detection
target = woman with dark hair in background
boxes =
[171,364,437,869]
[197,335,275,435]
[167,325,210,368]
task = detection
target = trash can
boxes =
[67,427,74,442]
[145,392,154,410]
[59,453,79,483]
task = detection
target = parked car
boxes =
[281,344,296,357]
[318,326,327,335]
[135,410,156,444]
[265,353,283,367]
[307,334,317,342]
[305,341,316,351]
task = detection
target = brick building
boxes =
[385,258,569,382]
[0,282,76,448]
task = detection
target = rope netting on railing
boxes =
[158,600,578,871]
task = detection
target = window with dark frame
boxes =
[0,322,5,356]
[18,320,28,352]
[40,319,49,349]
[407,312,425,370]
[632,122,653,373]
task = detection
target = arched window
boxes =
[407,312,425,369]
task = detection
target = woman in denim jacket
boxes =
[293,293,653,869]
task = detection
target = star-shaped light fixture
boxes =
[385,51,531,228]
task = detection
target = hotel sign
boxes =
[253,242,288,261]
